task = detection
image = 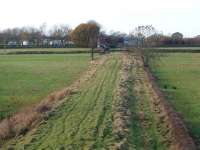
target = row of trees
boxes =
[144,31,196,47]
[128,25,200,47]
[0,22,200,48]
[71,24,200,49]
[0,22,101,48]
[146,34,200,47]
[0,24,71,47]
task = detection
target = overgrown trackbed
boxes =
[6,54,122,149]
[3,52,196,150]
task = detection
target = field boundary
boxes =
[145,48,200,53]
[1,47,200,55]
[0,49,126,55]
[0,50,93,55]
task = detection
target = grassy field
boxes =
[150,53,200,147]
[4,54,122,149]
[0,54,92,120]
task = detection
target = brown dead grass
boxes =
[112,54,133,150]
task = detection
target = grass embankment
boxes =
[5,54,122,149]
[150,53,200,148]
[0,54,91,120]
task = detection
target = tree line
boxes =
[0,24,72,48]
[128,25,200,47]
[0,22,200,49]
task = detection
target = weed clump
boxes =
[172,86,177,90]
[163,85,168,89]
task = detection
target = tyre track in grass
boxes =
[60,64,108,141]
[24,63,109,149]
[55,55,121,149]
[65,64,110,147]
[90,58,121,148]
[72,58,120,149]
[39,57,117,149]
[5,54,122,150]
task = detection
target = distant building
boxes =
[65,41,74,45]
[124,36,138,47]
[49,40,62,47]
[97,40,110,53]
[42,39,50,45]
[7,41,17,46]
[22,41,29,46]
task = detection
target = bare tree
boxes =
[131,25,157,47]
[130,25,163,66]
[49,24,71,46]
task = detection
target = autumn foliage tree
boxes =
[70,22,100,48]
[70,22,100,60]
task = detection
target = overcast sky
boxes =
[0,0,199,37]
